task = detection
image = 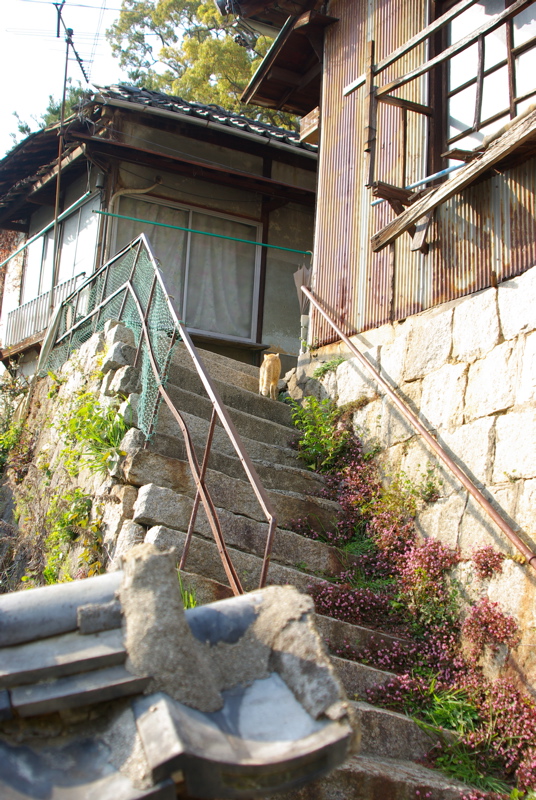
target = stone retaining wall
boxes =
[293,264,536,691]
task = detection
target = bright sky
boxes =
[0,0,128,158]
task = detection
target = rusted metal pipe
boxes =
[303,286,536,570]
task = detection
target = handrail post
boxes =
[180,408,217,572]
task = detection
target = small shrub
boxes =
[290,396,349,472]
[58,391,128,475]
[472,546,505,580]
[418,463,443,503]
[463,597,520,657]
[312,357,345,379]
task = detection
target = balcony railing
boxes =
[4,274,84,349]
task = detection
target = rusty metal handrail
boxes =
[47,235,278,593]
[303,286,536,570]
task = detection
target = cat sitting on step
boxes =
[259,353,281,400]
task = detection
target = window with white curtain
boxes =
[22,194,100,305]
[115,196,261,342]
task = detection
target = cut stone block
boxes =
[110,366,142,398]
[498,264,536,340]
[419,362,466,431]
[133,484,192,530]
[102,342,137,374]
[10,664,149,717]
[452,287,499,363]
[493,410,536,481]
[0,628,125,688]
[403,310,452,382]
[105,322,136,349]
[112,520,146,565]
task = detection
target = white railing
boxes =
[4,274,84,349]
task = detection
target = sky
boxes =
[0,0,129,158]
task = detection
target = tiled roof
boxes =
[96,84,318,154]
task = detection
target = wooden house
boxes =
[0,85,317,373]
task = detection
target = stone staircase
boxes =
[119,343,471,800]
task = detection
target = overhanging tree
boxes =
[106,0,297,129]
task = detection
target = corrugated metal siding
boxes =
[313,0,428,343]
[313,0,536,345]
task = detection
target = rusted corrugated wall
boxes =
[312,0,536,344]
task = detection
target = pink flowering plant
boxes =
[289,405,534,797]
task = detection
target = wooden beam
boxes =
[378,94,433,116]
[72,133,316,207]
[276,62,322,111]
[371,106,536,252]
[0,222,29,233]
[343,0,480,96]
[293,10,338,30]
[440,147,483,161]
[410,211,433,252]
[267,66,303,85]
[376,0,534,100]
[364,40,377,187]
[372,181,416,205]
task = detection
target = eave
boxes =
[241,11,337,116]
[72,133,316,207]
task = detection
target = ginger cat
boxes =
[259,353,281,400]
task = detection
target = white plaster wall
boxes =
[295,264,536,691]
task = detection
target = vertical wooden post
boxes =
[506,18,516,118]
[473,34,485,131]
[364,39,377,187]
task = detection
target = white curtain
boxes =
[58,195,100,284]
[116,197,188,314]
[186,212,256,339]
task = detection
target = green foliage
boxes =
[0,422,23,473]
[290,396,349,472]
[10,81,89,146]
[58,391,128,475]
[0,365,29,474]
[419,463,443,503]
[106,0,297,129]
[313,357,346,380]
[43,488,96,584]
[433,740,511,795]
[178,570,197,609]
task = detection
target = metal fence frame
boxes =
[47,235,278,594]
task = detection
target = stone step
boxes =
[166,361,293,427]
[146,429,324,497]
[352,701,440,761]
[150,406,300,469]
[162,384,295,451]
[267,754,470,800]
[124,453,340,530]
[133,487,352,579]
[315,614,413,658]
[172,342,260,388]
[330,655,395,700]
[0,628,125,688]
[10,664,150,717]
[144,525,328,595]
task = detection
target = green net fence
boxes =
[42,236,181,440]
